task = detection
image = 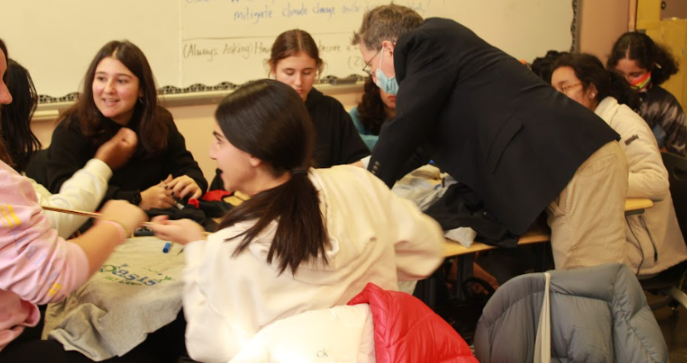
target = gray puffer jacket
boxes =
[474,263,668,362]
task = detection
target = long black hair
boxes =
[217,79,328,275]
[356,77,387,135]
[531,50,568,84]
[0,38,14,167]
[0,59,41,172]
[554,53,640,109]
[607,32,679,86]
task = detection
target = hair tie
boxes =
[292,169,308,176]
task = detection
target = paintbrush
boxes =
[40,205,155,228]
[40,205,211,237]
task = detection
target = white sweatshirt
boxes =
[181,166,444,363]
[28,158,112,238]
[595,97,687,275]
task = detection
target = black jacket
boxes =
[368,18,619,234]
[47,107,208,207]
[305,88,370,168]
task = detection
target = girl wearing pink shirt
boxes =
[0,39,147,361]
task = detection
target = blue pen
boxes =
[163,242,172,253]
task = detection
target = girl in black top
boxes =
[269,29,369,168]
[47,40,207,210]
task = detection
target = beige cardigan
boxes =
[596,97,687,276]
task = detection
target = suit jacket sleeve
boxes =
[368,31,458,187]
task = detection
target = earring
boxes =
[138,97,144,104]
[589,93,595,99]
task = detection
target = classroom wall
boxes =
[29,0,636,184]
[579,0,631,63]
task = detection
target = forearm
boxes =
[70,222,127,276]
[37,159,112,237]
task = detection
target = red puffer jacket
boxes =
[348,283,478,363]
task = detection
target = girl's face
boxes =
[92,57,143,126]
[272,52,317,102]
[551,66,598,111]
[209,122,256,193]
[614,58,650,85]
[379,87,396,111]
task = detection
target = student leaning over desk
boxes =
[551,53,687,277]
[0,38,148,358]
[151,79,444,362]
[354,5,629,270]
[46,40,207,212]
[1,59,139,238]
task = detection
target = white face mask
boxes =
[374,49,399,96]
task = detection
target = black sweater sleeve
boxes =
[46,119,138,204]
[163,121,208,194]
[334,102,371,164]
[46,120,92,194]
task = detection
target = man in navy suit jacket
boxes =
[353,5,629,269]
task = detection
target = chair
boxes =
[640,152,687,311]
[474,263,668,363]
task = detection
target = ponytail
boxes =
[219,170,328,275]
[214,79,329,275]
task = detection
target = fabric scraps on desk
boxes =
[201,189,233,202]
[424,183,518,248]
[42,237,185,361]
[445,227,478,248]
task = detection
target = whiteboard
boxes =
[0,0,573,101]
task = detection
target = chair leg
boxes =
[667,286,687,311]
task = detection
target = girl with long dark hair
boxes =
[349,77,396,151]
[151,79,444,362]
[0,38,148,360]
[0,59,139,238]
[47,40,207,210]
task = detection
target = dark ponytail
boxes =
[217,80,328,275]
[607,32,679,86]
[553,53,640,109]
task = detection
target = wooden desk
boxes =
[625,197,654,215]
[435,197,655,303]
[444,225,550,257]
[443,197,654,258]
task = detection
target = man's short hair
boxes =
[352,5,423,50]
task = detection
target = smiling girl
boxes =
[47,41,207,211]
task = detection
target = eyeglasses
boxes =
[362,49,381,76]
[556,82,582,94]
